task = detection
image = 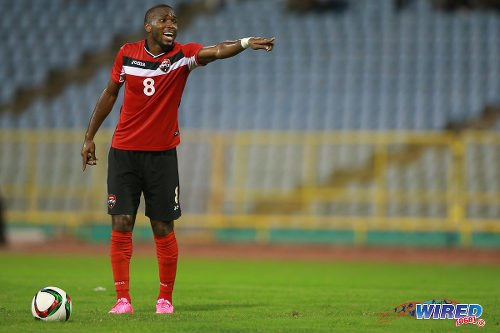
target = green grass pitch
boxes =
[0,252,499,332]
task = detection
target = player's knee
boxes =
[151,220,174,237]
[112,215,135,232]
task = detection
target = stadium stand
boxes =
[1,0,500,244]
[0,0,197,105]
[2,0,499,130]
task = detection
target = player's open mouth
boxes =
[163,32,174,42]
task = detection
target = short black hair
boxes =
[144,4,174,25]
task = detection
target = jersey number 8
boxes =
[143,78,155,96]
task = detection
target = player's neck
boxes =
[145,38,174,56]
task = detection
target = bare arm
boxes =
[197,37,275,65]
[81,79,122,171]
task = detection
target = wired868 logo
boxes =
[379,299,485,327]
[416,302,485,327]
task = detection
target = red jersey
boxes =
[110,40,204,150]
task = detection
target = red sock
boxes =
[110,230,133,302]
[154,231,178,303]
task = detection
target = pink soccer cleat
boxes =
[108,298,134,314]
[156,298,174,314]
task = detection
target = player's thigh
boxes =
[107,147,142,215]
[142,148,181,222]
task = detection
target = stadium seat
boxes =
[2,0,500,218]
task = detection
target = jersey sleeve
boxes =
[110,46,126,83]
[183,43,205,71]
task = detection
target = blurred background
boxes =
[1,0,500,249]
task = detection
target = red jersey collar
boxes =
[144,40,178,59]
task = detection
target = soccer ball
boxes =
[31,286,72,321]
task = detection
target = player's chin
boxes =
[161,40,175,48]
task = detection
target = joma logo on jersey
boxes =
[131,60,146,67]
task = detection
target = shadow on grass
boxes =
[178,303,263,312]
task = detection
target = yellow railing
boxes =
[2,129,500,244]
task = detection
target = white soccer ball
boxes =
[31,286,72,321]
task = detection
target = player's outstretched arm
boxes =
[81,80,122,171]
[197,37,275,65]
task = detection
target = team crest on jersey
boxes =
[159,59,171,72]
[108,194,117,209]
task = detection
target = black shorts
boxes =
[107,147,181,221]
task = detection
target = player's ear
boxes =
[145,23,152,33]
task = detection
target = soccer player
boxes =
[80,4,274,314]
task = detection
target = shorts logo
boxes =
[108,194,117,209]
[159,59,171,72]
[173,186,180,211]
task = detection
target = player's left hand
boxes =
[249,37,275,52]
[81,139,98,171]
